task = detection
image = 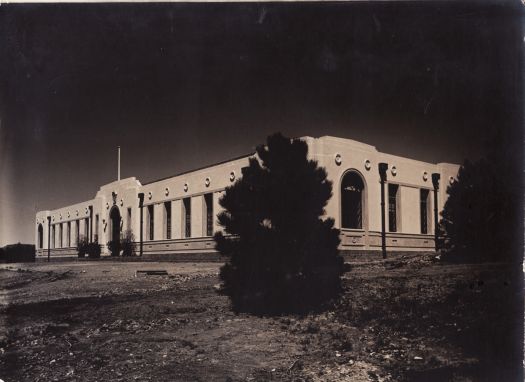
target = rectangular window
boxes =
[84,218,89,238]
[183,198,191,238]
[59,224,63,248]
[204,193,213,236]
[148,205,154,241]
[164,202,172,239]
[76,220,80,244]
[420,189,430,234]
[127,208,132,232]
[67,222,71,247]
[94,215,99,243]
[388,184,399,232]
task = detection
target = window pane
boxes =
[165,202,171,240]
[184,198,191,238]
[148,205,154,241]
[205,194,213,236]
[420,189,429,234]
[341,172,364,229]
[388,184,398,232]
[95,215,99,243]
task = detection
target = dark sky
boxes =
[0,2,523,245]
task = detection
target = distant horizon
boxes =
[1,2,522,246]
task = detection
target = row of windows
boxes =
[146,193,214,241]
[341,171,432,234]
[42,218,90,249]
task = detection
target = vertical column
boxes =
[71,220,76,246]
[431,173,440,251]
[172,199,182,239]
[79,219,85,241]
[138,193,144,256]
[378,163,388,259]
[154,203,163,241]
[89,206,93,242]
[191,195,203,238]
[47,217,51,261]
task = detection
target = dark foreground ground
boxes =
[0,255,522,381]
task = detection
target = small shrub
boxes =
[107,240,121,257]
[77,236,89,258]
[86,242,101,259]
[121,230,136,257]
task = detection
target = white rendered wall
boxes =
[36,137,459,254]
[191,195,204,238]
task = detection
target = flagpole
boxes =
[118,146,121,181]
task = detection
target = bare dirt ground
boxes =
[0,255,522,382]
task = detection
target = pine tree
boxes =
[214,133,343,314]
[438,131,522,263]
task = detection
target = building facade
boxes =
[35,136,459,258]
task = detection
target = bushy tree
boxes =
[86,242,101,259]
[214,133,343,314]
[121,230,136,257]
[77,236,89,258]
[438,134,522,263]
[78,236,101,259]
[107,240,121,257]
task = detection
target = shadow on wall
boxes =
[0,243,35,263]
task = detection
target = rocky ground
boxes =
[0,255,522,381]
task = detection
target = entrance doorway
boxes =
[109,206,121,255]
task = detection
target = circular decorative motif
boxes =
[85,207,89,214]
[76,210,79,216]
[106,202,109,210]
[67,211,70,218]
[59,214,62,220]
[391,166,397,176]
[449,176,455,185]
[364,159,371,171]
[184,183,189,192]
[52,216,55,221]
[229,171,236,182]
[205,177,211,187]
[119,199,124,207]
[422,171,429,181]
[334,153,342,166]
[148,192,152,200]
[165,187,169,196]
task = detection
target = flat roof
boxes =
[142,152,254,186]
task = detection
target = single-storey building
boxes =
[35,136,459,258]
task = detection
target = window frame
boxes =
[388,183,399,232]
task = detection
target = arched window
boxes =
[37,224,43,249]
[341,171,365,229]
